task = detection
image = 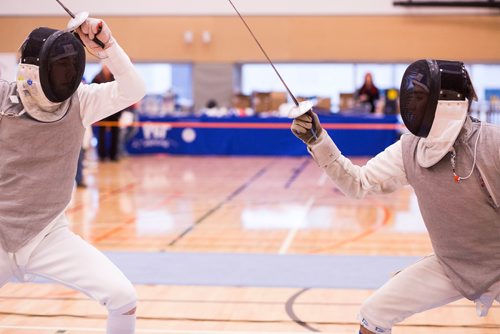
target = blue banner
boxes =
[126,114,401,157]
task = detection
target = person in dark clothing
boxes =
[357,72,380,113]
[92,65,122,161]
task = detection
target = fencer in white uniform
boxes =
[0,17,145,334]
[291,59,500,334]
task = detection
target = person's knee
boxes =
[108,299,137,317]
[104,279,137,313]
[109,303,136,316]
[122,306,136,315]
[358,297,393,334]
[107,300,137,334]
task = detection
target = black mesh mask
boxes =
[20,27,85,103]
[399,59,476,137]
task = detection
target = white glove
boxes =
[76,18,114,59]
[291,111,323,145]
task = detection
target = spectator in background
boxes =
[356,72,380,113]
[119,102,140,157]
[206,99,218,109]
[92,65,122,161]
[162,89,177,115]
[203,99,229,117]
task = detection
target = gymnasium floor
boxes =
[0,155,498,333]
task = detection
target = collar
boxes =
[416,100,468,168]
[456,116,476,144]
[16,63,69,123]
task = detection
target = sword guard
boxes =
[287,100,314,119]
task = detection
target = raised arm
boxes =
[76,18,146,127]
[291,111,408,198]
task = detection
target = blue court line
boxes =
[284,158,310,189]
[167,164,271,246]
[103,252,422,289]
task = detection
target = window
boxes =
[470,64,500,101]
[241,62,500,114]
[240,63,411,111]
[84,63,192,101]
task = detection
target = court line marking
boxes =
[317,172,328,186]
[92,191,183,243]
[284,158,310,189]
[0,324,497,333]
[285,288,320,332]
[0,326,340,334]
[67,182,137,214]
[279,196,315,254]
[167,164,271,246]
[0,294,492,309]
[307,205,391,254]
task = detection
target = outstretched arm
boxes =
[76,18,146,127]
[292,111,408,198]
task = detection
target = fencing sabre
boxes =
[226,0,317,138]
[55,0,105,48]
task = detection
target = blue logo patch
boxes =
[27,79,33,86]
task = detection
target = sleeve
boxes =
[77,42,146,127]
[307,131,408,199]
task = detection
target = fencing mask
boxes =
[16,27,85,122]
[399,59,477,167]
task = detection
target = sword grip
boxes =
[306,109,318,141]
[73,24,105,49]
[93,25,106,49]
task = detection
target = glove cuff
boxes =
[308,131,341,167]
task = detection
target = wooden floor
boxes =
[67,155,432,255]
[0,155,498,333]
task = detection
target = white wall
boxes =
[0,0,495,16]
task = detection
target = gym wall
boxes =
[0,15,499,63]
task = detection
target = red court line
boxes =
[66,182,137,214]
[92,191,183,243]
[307,206,392,254]
[95,121,405,130]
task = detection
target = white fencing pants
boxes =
[358,254,500,333]
[0,214,137,334]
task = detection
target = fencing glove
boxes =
[291,111,323,145]
[76,18,114,59]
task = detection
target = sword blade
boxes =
[227,0,299,106]
[55,0,76,18]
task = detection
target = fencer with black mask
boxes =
[291,59,500,334]
[0,17,145,334]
